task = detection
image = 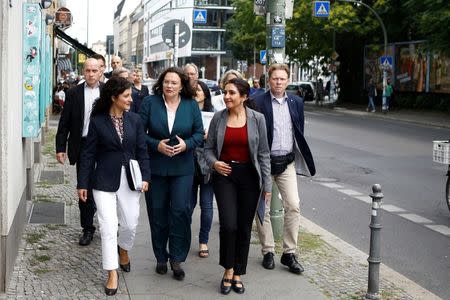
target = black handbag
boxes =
[270,153,295,175]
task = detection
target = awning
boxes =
[57,57,72,72]
[54,26,97,57]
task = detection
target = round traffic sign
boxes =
[162,19,191,49]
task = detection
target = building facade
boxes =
[0,0,54,291]
[143,0,234,80]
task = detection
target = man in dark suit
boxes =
[56,58,103,246]
[254,63,316,275]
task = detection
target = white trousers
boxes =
[93,167,141,270]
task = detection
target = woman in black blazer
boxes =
[77,77,150,296]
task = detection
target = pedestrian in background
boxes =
[367,79,376,112]
[104,55,122,79]
[383,79,394,112]
[112,67,130,79]
[191,80,215,259]
[130,69,149,113]
[77,76,150,296]
[219,69,244,90]
[254,63,316,275]
[55,58,103,246]
[139,67,203,280]
[184,63,199,88]
[204,77,272,295]
[316,78,325,106]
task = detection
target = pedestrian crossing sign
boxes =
[260,50,267,65]
[379,56,393,68]
[313,1,330,18]
[193,9,207,24]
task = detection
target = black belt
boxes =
[223,160,250,164]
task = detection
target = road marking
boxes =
[338,189,363,196]
[398,213,433,224]
[319,182,343,189]
[382,204,406,213]
[354,196,372,204]
[424,225,450,236]
[311,179,450,237]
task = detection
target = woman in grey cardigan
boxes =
[204,78,272,295]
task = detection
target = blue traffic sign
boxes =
[379,56,393,67]
[271,27,285,48]
[193,9,207,24]
[260,50,267,65]
[313,1,330,18]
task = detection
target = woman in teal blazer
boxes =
[140,67,203,280]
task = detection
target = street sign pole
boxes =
[173,22,179,67]
[266,0,285,65]
[265,0,285,241]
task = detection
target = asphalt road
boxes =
[299,109,450,299]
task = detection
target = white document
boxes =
[201,111,215,132]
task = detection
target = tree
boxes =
[224,0,265,62]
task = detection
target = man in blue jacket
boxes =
[254,63,316,275]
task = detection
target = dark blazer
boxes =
[77,112,150,192]
[130,85,149,113]
[254,91,316,176]
[55,82,104,165]
[139,95,204,176]
[204,107,272,193]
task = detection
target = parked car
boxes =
[286,81,316,102]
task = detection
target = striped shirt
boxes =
[271,92,294,156]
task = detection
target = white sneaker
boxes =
[371,110,376,113]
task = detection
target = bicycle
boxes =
[432,141,450,212]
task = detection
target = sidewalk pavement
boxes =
[0,115,442,299]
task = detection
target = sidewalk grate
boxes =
[39,170,64,184]
[29,202,65,224]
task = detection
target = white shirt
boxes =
[163,95,179,134]
[270,92,294,156]
[82,82,100,137]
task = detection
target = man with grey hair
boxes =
[184,63,199,87]
[112,67,130,79]
[56,58,104,246]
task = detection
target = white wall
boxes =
[0,0,28,236]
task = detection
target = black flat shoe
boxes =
[220,278,233,295]
[79,231,94,246]
[156,262,168,274]
[105,271,119,296]
[170,262,185,280]
[118,246,130,272]
[232,279,245,294]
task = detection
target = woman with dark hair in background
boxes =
[204,78,272,295]
[191,80,214,258]
[77,76,150,296]
[139,67,203,280]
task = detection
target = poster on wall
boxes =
[429,51,450,93]
[395,42,428,92]
[22,3,41,138]
[364,45,395,90]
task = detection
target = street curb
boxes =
[300,217,442,300]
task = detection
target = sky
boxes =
[63,0,141,47]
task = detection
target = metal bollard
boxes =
[270,183,284,240]
[364,184,384,300]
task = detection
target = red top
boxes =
[220,124,250,163]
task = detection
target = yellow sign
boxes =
[78,53,86,64]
